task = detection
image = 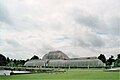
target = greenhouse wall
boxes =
[24,59,104,68]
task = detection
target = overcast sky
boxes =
[0,0,120,59]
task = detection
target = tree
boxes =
[98,54,106,63]
[7,61,16,67]
[30,55,39,60]
[106,55,115,66]
[117,54,120,59]
[19,60,26,66]
[0,54,7,66]
[6,57,10,64]
[115,54,120,67]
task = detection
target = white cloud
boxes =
[0,0,120,59]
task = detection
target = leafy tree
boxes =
[6,57,10,64]
[7,61,15,67]
[106,55,115,66]
[30,55,39,60]
[13,59,17,64]
[117,54,120,59]
[98,54,106,63]
[0,54,7,66]
[115,54,120,67]
[6,58,26,67]
[13,59,26,67]
[19,60,26,66]
[0,54,26,67]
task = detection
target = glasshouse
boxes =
[24,51,104,68]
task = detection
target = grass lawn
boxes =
[0,69,119,80]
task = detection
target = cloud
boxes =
[0,0,120,59]
[71,26,105,48]
[0,0,13,25]
[5,39,20,47]
[74,11,120,36]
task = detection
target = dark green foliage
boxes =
[115,54,120,67]
[0,54,7,66]
[6,59,26,67]
[6,57,10,64]
[12,59,26,67]
[106,55,115,66]
[7,61,16,67]
[117,54,120,59]
[0,54,26,67]
[115,59,120,67]
[98,54,106,63]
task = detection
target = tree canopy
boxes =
[0,54,7,66]
[106,55,115,66]
[98,54,106,63]
[115,54,120,67]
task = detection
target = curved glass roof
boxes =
[24,59,104,67]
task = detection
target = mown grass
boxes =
[0,69,119,80]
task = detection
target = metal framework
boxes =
[24,59,104,68]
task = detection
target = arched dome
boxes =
[42,51,69,60]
